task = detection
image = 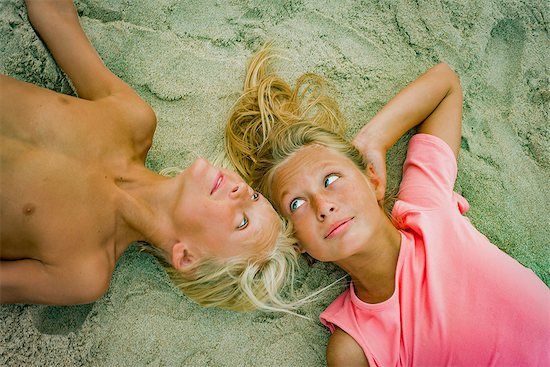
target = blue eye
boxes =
[324,174,339,187]
[290,198,305,212]
[237,215,248,230]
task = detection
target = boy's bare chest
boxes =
[0,140,119,263]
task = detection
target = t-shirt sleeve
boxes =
[395,134,459,209]
[319,291,348,333]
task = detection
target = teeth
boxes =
[211,175,223,194]
[212,175,222,193]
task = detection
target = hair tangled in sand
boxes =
[145,45,367,314]
[225,44,368,205]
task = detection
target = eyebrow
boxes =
[277,161,335,199]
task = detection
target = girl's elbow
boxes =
[435,63,461,93]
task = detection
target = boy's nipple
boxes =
[22,203,36,216]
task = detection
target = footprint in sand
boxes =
[485,19,549,168]
[485,19,526,99]
[31,303,94,335]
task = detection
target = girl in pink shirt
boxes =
[226,47,550,366]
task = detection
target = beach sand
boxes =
[1,0,548,365]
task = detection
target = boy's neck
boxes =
[111,166,178,261]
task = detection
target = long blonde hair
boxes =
[225,45,368,204]
[146,45,365,314]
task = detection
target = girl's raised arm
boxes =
[353,64,463,188]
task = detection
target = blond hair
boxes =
[145,45,367,314]
[144,158,307,314]
[140,217,311,313]
[225,45,368,204]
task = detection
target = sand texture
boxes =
[1,0,549,365]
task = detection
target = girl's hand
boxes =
[353,64,463,168]
[352,133,387,195]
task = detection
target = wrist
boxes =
[354,122,389,152]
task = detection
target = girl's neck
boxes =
[336,213,402,304]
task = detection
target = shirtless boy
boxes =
[0,0,280,307]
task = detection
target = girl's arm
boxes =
[326,328,369,367]
[352,63,463,190]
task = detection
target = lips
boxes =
[325,218,353,239]
[210,173,224,195]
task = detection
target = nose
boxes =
[312,193,335,221]
[188,157,211,176]
[229,181,250,201]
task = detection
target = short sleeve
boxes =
[320,291,348,333]
[396,134,458,209]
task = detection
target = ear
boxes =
[293,242,307,254]
[171,242,197,270]
[366,163,385,202]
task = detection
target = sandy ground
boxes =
[1,0,548,365]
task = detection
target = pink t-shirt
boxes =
[320,134,550,366]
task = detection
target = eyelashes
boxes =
[237,215,248,229]
[324,174,339,187]
[237,191,260,230]
[290,198,305,212]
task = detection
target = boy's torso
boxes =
[0,91,141,286]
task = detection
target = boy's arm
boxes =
[0,259,108,305]
[24,0,157,158]
[352,63,463,190]
[25,0,133,100]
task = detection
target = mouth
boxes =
[325,217,354,239]
[210,172,224,195]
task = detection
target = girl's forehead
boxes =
[278,144,350,172]
[275,145,327,178]
[271,144,353,196]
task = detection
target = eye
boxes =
[289,198,305,212]
[237,215,249,230]
[324,174,339,187]
[252,191,260,201]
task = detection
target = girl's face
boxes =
[174,158,280,261]
[271,144,385,262]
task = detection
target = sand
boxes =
[1,0,548,365]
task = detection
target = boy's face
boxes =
[174,158,280,262]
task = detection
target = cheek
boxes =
[180,200,230,232]
[291,215,316,243]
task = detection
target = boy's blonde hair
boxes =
[141,217,302,312]
[225,45,368,205]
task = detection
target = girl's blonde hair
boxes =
[144,45,366,315]
[225,44,368,205]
